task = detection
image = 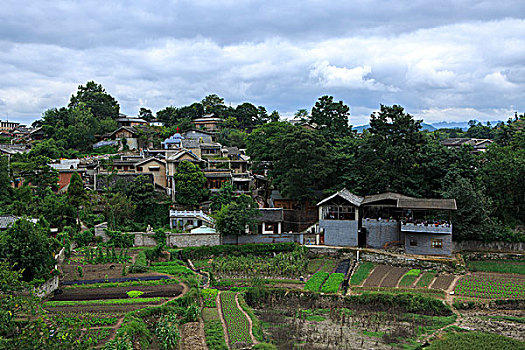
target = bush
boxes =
[73,229,94,247]
[179,242,297,260]
[128,251,148,273]
[127,290,144,298]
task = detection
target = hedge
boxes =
[178,243,298,260]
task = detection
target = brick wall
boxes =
[319,220,358,246]
[404,233,452,256]
[363,220,400,248]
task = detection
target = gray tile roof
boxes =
[0,215,21,229]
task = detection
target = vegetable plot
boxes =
[220,292,252,347]
[321,273,345,293]
[202,288,219,307]
[454,275,525,299]
[305,272,329,292]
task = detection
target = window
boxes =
[431,239,443,249]
[410,239,417,246]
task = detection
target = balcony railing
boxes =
[401,223,452,234]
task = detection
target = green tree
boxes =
[0,219,58,281]
[68,81,120,120]
[174,161,208,207]
[103,192,136,230]
[138,107,154,121]
[309,95,351,138]
[214,195,259,236]
[210,182,234,212]
[67,172,87,229]
[0,155,11,203]
[201,94,225,115]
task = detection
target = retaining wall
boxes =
[453,240,525,253]
[222,233,303,245]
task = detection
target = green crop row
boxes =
[426,330,525,350]
[305,272,329,292]
[416,271,436,287]
[45,297,163,307]
[220,292,252,346]
[150,264,195,277]
[350,262,374,286]
[454,276,525,299]
[321,273,345,293]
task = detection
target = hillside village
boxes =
[0,82,524,349]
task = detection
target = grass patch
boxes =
[149,264,195,277]
[467,260,525,275]
[304,272,329,292]
[416,271,436,287]
[426,330,525,350]
[306,258,325,274]
[202,307,228,350]
[44,297,163,307]
[489,315,525,324]
[318,259,337,273]
[321,273,345,293]
[350,262,374,285]
[363,330,384,338]
[306,315,326,322]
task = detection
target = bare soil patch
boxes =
[49,283,184,301]
[61,262,168,282]
[179,322,208,350]
[431,274,456,290]
[362,264,390,287]
[380,267,409,288]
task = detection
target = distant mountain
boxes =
[353,123,436,132]
[430,120,503,131]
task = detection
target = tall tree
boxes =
[138,107,154,121]
[173,161,208,207]
[201,94,225,115]
[210,182,234,212]
[0,219,58,281]
[310,95,351,138]
[68,81,120,120]
[214,195,259,236]
[0,155,11,203]
[67,172,87,229]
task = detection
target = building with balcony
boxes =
[317,189,456,256]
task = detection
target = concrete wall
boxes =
[222,233,303,245]
[404,233,452,256]
[319,219,358,246]
[363,220,400,248]
[453,240,525,253]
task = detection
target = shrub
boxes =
[180,242,297,260]
[127,290,144,298]
[128,251,148,273]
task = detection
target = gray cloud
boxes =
[0,1,524,126]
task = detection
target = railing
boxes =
[401,223,452,234]
[169,210,214,223]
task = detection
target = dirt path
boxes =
[235,293,258,345]
[421,275,463,345]
[216,292,231,350]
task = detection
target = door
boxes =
[358,228,366,248]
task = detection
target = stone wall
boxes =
[404,233,453,256]
[360,251,456,272]
[168,233,220,247]
[222,233,303,245]
[320,219,358,246]
[363,220,400,248]
[34,275,59,298]
[132,232,158,246]
[453,240,525,253]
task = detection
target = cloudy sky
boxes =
[1,0,524,126]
